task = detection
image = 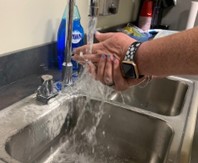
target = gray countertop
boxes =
[0,70,61,111]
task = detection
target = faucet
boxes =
[62,0,75,88]
[36,0,100,103]
[35,0,75,103]
[62,0,99,89]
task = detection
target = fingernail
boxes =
[95,31,100,35]
[114,58,119,64]
[73,48,76,53]
[79,51,83,57]
[107,54,111,60]
[101,54,106,59]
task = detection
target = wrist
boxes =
[120,34,137,60]
[135,41,150,76]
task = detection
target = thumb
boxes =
[95,32,114,42]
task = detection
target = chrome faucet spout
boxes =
[62,0,75,88]
[62,0,99,89]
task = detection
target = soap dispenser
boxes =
[71,1,85,80]
[56,0,84,79]
[57,6,67,70]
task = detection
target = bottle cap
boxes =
[140,0,153,17]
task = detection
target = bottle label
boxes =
[72,30,83,44]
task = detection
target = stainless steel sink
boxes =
[0,76,198,163]
[110,77,188,116]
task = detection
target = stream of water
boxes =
[45,66,122,163]
[44,15,125,162]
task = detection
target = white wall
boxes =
[0,0,65,56]
[97,0,140,29]
[161,0,193,30]
[0,0,138,56]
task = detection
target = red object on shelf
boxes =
[138,0,153,31]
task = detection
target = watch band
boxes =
[124,41,142,62]
[123,41,144,78]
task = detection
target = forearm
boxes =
[136,27,198,76]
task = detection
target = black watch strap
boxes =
[124,42,141,61]
[124,42,144,78]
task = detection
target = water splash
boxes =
[44,13,125,162]
[87,16,97,53]
[45,66,120,163]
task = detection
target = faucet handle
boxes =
[36,75,58,104]
[41,75,54,96]
[41,74,53,81]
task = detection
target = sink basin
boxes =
[0,76,198,163]
[110,77,188,116]
[5,96,173,163]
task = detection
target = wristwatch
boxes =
[121,41,144,79]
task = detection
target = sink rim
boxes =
[0,76,197,163]
[5,96,175,163]
[110,76,189,116]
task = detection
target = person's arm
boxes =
[137,27,198,76]
[73,27,198,90]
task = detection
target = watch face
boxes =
[121,62,137,79]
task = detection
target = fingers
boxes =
[95,54,114,86]
[87,62,97,79]
[96,54,106,83]
[74,43,102,55]
[113,58,129,91]
[73,53,101,64]
[103,54,113,85]
[84,54,143,91]
[74,32,114,55]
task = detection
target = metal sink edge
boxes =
[0,76,197,163]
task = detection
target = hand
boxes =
[85,54,114,85]
[73,32,144,91]
[87,54,147,91]
[73,32,136,64]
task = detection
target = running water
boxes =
[45,15,119,162]
[45,66,120,163]
[43,10,132,162]
[87,16,97,53]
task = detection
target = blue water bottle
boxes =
[71,2,85,80]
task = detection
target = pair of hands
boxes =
[73,32,144,91]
